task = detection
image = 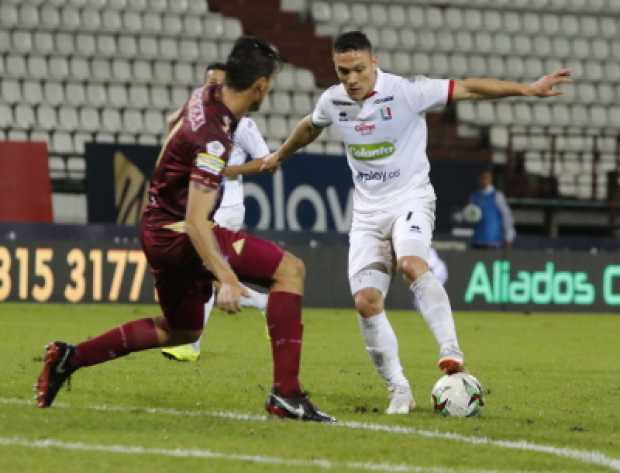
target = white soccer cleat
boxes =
[386,383,416,414]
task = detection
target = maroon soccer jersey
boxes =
[142,85,238,230]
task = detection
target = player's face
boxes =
[479,172,493,188]
[205,69,226,86]
[333,50,377,101]
[249,75,273,112]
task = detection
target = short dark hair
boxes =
[207,62,227,72]
[333,31,372,53]
[225,36,282,91]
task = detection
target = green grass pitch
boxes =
[1,303,618,473]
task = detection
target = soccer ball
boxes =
[431,372,484,417]
[462,203,482,223]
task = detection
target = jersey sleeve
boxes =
[235,118,270,159]
[311,90,332,128]
[403,76,454,114]
[190,137,228,190]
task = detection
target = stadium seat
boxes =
[75,33,96,57]
[52,132,74,154]
[40,5,61,29]
[150,85,171,111]
[163,14,183,37]
[173,63,194,85]
[48,57,69,80]
[14,104,36,130]
[85,84,106,108]
[117,36,138,59]
[23,81,43,105]
[122,109,143,134]
[5,55,27,79]
[108,84,128,108]
[101,108,122,133]
[111,59,131,82]
[144,110,164,135]
[89,58,110,81]
[81,8,101,30]
[57,107,79,132]
[122,11,142,33]
[129,85,150,109]
[43,82,64,106]
[179,39,200,62]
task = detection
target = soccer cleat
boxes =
[161,344,200,362]
[438,347,465,374]
[265,390,336,423]
[386,383,416,414]
[36,341,78,408]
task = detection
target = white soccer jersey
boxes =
[220,117,269,208]
[312,69,453,213]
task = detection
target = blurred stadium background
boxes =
[0,0,619,309]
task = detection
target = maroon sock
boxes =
[266,292,303,397]
[71,318,161,367]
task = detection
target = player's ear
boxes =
[254,76,271,96]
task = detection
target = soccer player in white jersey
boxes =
[162,63,270,362]
[261,31,571,413]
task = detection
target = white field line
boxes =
[0,436,561,473]
[2,398,619,472]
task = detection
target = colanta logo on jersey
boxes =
[348,142,395,161]
[354,122,375,135]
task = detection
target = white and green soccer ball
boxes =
[462,203,482,224]
[431,372,484,417]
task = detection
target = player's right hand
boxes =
[259,152,282,173]
[216,281,248,314]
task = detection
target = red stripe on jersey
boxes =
[447,79,455,103]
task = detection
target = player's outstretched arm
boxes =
[452,68,572,101]
[223,156,268,178]
[186,180,246,313]
[260,115,323,172]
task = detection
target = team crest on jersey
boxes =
[196,152,225,175]
[354,122,375,135]
[206,140,226,157]
[380,106,393,120]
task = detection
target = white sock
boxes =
[410,271,462,358]
[357,312,409,387]
[239,284,268,310]
[192,295,215,352]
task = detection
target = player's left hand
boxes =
[527,69,572,97]
[217,281,249,314]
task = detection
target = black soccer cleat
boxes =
[35,341,78,408]
[265,390,336,423]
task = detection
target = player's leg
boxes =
[36,233,211,407]
[161,293,215,362]
[349,222,414,414]
[392,203,464,374]
[215,227,334,422]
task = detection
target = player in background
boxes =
[261,31,570,414]
[35,37,335,423]
[162,63,270,362]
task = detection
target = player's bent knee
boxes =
[354,288,384,317]
[273,252,305,284]
[398,256,429,283]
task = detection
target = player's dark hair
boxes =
[207,62,227,72]
[333,31,373,53]
[225,36,282,91]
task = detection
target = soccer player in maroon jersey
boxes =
[35,37,335,423]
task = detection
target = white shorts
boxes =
[214,204,245,232]
[348,199,435,295]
